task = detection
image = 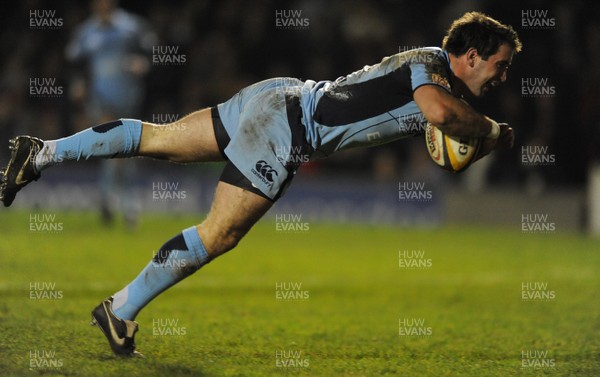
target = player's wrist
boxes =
[485,118,500,139]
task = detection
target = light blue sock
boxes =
[111,226,210,320]
[34,119,142,172]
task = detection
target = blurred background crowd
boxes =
[1,0,599,192]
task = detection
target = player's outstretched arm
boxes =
[414,85,500,139]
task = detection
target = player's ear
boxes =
[465,48,478,68]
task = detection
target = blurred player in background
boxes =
[66,0,157,228]
[1,12,520,356]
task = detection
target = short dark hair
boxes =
[442,12,522,59]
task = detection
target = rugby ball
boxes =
[425,123,481,172]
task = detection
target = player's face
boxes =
[468,43,514,97]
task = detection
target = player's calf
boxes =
[91,226,211,356]
[0,119,142,207]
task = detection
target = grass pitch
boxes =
[0,211,598,376]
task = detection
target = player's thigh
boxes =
[139,108,222,162]
[197,181,273,257]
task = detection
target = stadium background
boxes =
[1,0,599,230]
[0,1,599,376]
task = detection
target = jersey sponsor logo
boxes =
[431,73,451,91]
[251,160,278,187]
